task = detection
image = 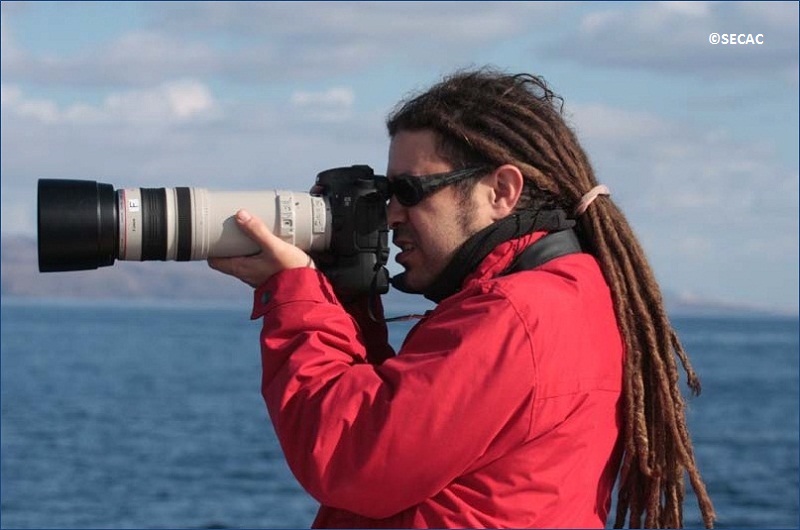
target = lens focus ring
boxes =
[140,188,167,261]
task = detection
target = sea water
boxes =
[1,299,797,528]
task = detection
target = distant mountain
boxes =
[1,234,252,302]
[2,234,793,317]
[661,291,793,318]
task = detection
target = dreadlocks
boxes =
[387,67,716,529]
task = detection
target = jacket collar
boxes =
[462,231,548,287]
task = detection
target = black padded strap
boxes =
[504,228,583,275]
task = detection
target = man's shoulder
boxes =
[431,252,608,318]
[481,252,609,312]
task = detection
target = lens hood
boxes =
[37,179,117,272]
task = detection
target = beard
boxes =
[392,194,482,293]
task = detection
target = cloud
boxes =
[152,1,557,42]
[657,1,711,18]
[103,79,217,122]
[1,81,388,222]
[290,87,355,123]
[566,99,798,306]
[1,85,59,123]
[569,102,798,228]
[1,80,218,125]
[1,27,222,87]
[0,15,27,78]
[1,2,564,87]
[567,102,798,311]
[550,1,799,81]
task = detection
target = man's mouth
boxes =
[394,240,416,265]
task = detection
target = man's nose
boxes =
[386,196,407,229]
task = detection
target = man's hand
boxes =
[208,209,314,288]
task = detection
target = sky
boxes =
[1,1,798,313]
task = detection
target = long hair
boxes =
[387,67,716,528]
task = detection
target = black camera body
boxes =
[314,165,390,299]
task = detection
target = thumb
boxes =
[233,208,314,270]
[234,209,280,250]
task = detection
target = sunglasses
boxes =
[387,167,489,207]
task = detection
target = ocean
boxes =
[1,298,798,529]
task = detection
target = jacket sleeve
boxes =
[252,268,536,519]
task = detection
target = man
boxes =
[209,68,715,528]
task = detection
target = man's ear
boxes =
[485,164,524,219]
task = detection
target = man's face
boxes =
[387,129,494,292]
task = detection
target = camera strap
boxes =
[502,228,583,276]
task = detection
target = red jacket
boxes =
[251,231,624,528]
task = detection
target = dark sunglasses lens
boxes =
[391,178,422,207]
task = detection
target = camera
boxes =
[37,165,390,298]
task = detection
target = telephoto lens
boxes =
[37,179,331,273]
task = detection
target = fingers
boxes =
[207,209,315,289]
[207,255,264,289]
[207,256,234,275]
